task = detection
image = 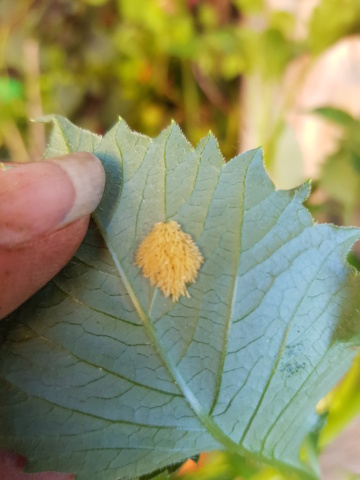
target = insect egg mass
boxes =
[135,221,204,301]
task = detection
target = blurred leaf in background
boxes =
[0,76,23,103]
[310,106,360,226]
[2,0,360,165]
[176,451,299,480]
[308,0,360,53]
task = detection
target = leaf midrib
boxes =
[94,219,250,449]
[51,116,317,478]
[96,220,318,478]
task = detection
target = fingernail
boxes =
[49,152,106,228]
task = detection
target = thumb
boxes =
[0,152,105,248]
[0,153,105,319]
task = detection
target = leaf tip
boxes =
[34,114,56,124]
[295,180,312,203]
[35,113,71,124]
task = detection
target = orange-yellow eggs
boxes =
[135,221,204,301]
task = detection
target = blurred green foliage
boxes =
[308,0,360,52]
[176,452,291,480]
[3,0,357,162]
[319,353,360,448]
[2,0,360,478]
[310,107,360,225]
[2,0,360,161]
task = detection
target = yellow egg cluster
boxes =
[135,221,204,301]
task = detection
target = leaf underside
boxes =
[1,116,360,480]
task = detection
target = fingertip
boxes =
[0,153,105,248]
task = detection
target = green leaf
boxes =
[1,116,360,480]
[308,0,360,53]
[312,107,358,128]
[0,77,24,103]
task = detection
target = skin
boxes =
[0,153,105,479]
[0,154,105,319]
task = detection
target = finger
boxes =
[0,216,89,320]
[0,153,105,248]
[0,448,74,479]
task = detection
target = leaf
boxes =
[0,77,24,103]
[1,116,360,480]
[312,107,358,128]
[313,107,360,224]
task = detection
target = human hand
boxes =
[0,152,105,320]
